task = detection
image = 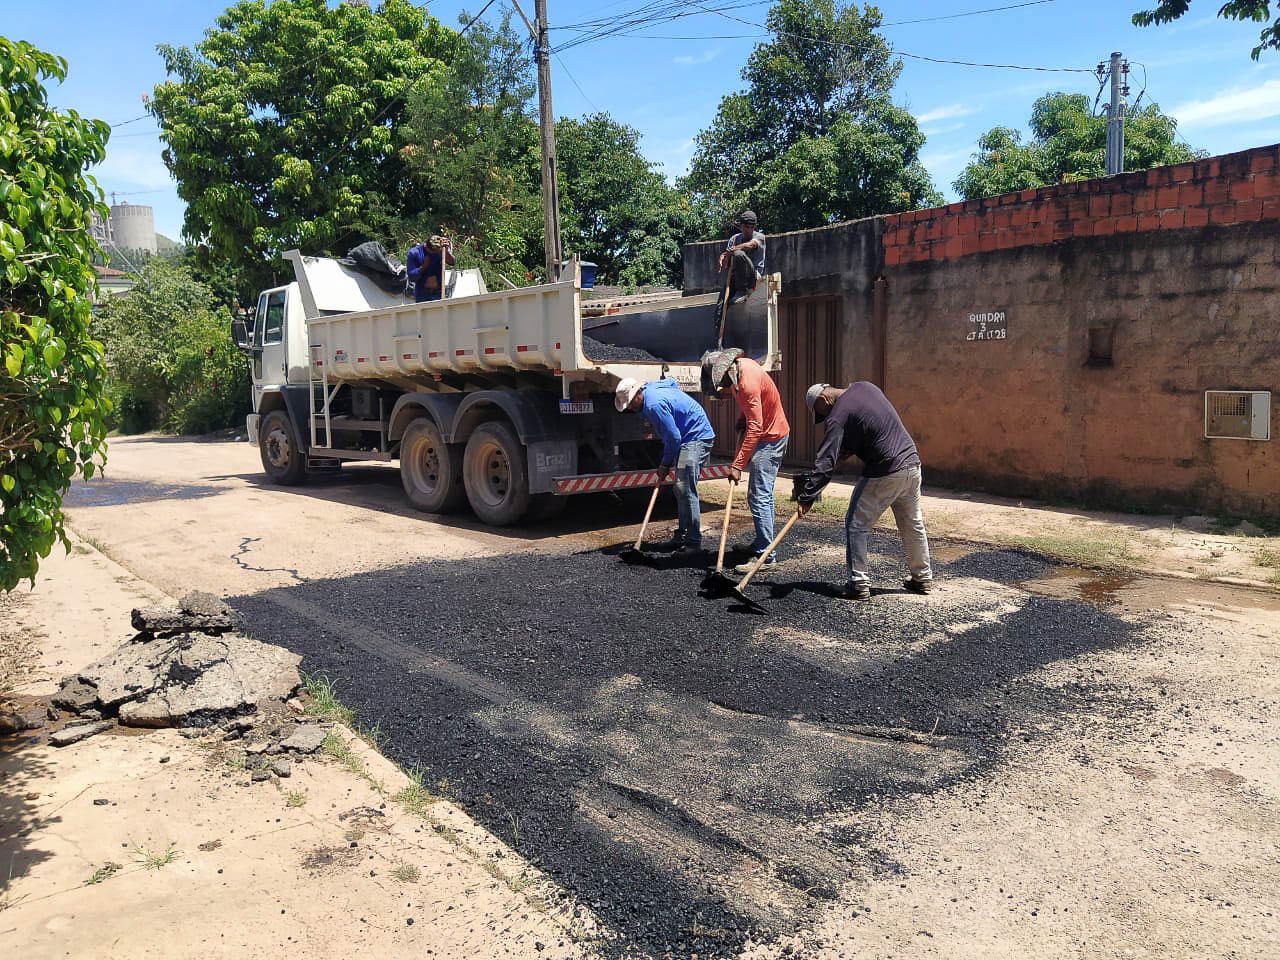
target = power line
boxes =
[882,0,1058,28]
[553,51,600,113]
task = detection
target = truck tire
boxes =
[400,417,464,513]
[259,409,306,485]
[463,421,530,526]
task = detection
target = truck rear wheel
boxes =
[259,409,306,485]
[463,421,530,526]
[400,417,464,513]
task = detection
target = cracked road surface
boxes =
[62,438,1280,959]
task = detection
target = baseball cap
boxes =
[615,377,643,412]
[739,210,757,225]
[805,383,831,423]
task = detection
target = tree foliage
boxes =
[398,13,543,282]
[953,92,1205,200]
[149,0,455,295]
[0,37,111,590]
[681,0,939,234]
[1133,1,1280,59]
[94,259,249,436]
[556,113,692,287]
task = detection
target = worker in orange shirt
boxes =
[701,348,790,573]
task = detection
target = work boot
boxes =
[733,555,776,575]
[652,536,686,552]
[903,578,933,595]
[839,582,872,602]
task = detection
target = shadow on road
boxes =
[229,526,1154,957]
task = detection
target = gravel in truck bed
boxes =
[581,334,665,364]
[232,520,1178,958]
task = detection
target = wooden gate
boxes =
[704,295,843,468]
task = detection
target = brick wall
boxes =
[882,144,1280,265]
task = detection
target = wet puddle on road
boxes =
[1018,565,1280,617]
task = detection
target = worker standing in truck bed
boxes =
[406,234,456,302]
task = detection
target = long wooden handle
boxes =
[716,270,732,348]
[633,487,660,550]
[715,481,736,572]
[736,511,801,591]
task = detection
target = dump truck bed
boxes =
[287,250,779,392]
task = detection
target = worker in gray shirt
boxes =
[795,382,933,601]
[717,210,765,304]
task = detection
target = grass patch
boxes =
[85,861,123,886]
[322,731,365,778]
[303,675,355,726]
[285,791,307,808]
[133,842,179,871]
[394,764,443,818]
[996,532,1136,570]
[392,863,420,883]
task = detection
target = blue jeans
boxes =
[746,435,788,559]
[673,439,711,546]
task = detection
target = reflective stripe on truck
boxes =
[553,463,734,495]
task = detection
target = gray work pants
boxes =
[729,249,759,299]
[844,464,933,586]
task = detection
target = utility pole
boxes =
[1102,51,1129,175]
[511,0,563,281]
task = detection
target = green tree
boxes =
[681,0,939,233]
[398,12,543,283]
[556,113,692,287]
[94,260,249,435]
[1133,1,1279,59]
[953,92,1204,201]
[1,37,111,590]
[149,0,455,295]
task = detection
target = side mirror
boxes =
[231,316,253,353]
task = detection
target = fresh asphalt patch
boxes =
[231,522,1178,958]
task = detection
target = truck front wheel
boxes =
[463,421,530,526]
[400,417,464,513]
[259,409,306,485]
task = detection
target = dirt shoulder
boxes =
[0,541,590,960]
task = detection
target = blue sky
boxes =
[8,1,1279,241]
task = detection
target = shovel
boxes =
[700,479,738,594]
[715,264,732,348]
[726,511,804,612]
[618,486,662,566]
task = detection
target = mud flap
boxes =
[528,440,576,495]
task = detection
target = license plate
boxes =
[559,400,594,414]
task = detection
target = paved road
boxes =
[66,437,1280,959]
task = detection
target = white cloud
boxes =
[914,103,977,125]
[674,48,719,66]
[921,121,967,137]
[1171,78,1280,130]
[920,148,970,170]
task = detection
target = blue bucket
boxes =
[580,261,597,289]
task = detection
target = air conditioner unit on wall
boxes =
[1204,391,1271,440]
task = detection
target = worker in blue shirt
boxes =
[406,235,456,302]
[616,377,716,552]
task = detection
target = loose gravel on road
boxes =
[233,521,1182,958]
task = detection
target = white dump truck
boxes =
[234,250,780,526]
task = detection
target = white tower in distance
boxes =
[109,200,157,255]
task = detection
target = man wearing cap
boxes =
[701,348,790,573]
[717,211,766,305]
[796,382,933,601]
[616,377,716,552]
